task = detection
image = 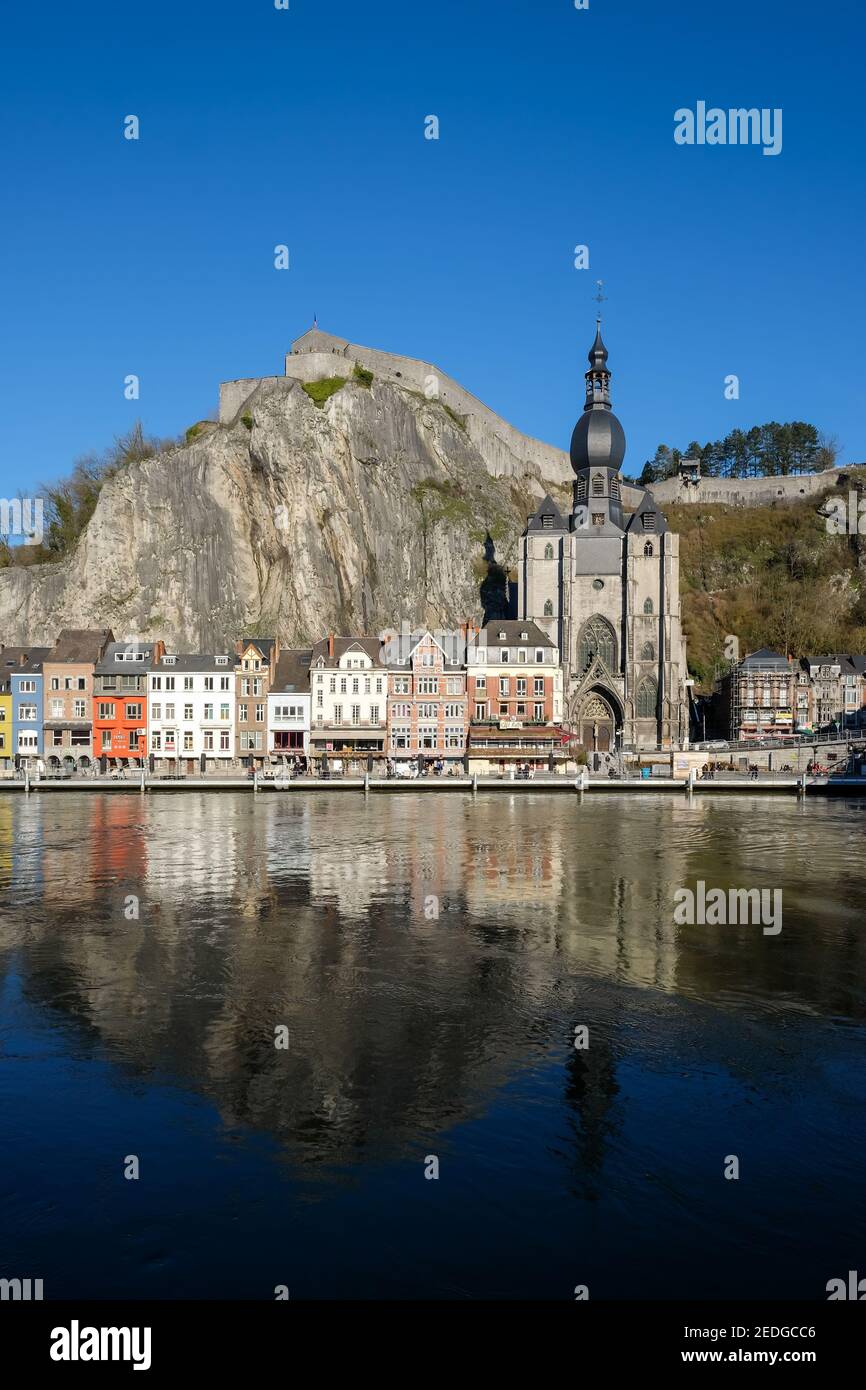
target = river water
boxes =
[1,791,864,1300]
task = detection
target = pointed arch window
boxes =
[636,677,658,719]
[543,599,554,617]
[644,541,654,557]
[643,598,654,615]
[641,641,655,661]
[578,616,616,673]
[544,543,554,560]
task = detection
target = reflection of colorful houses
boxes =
[93,640,164,768]
[0,798,12,889]
[90,795,148,882]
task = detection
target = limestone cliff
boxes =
[0,375,572,650]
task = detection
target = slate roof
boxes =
[0,645,51,675]
[310,636,386,668]
[386,630,465,669]
[526,494,567,532]
[238,637,277,659]
[95,641,164,674]
[44,629,115,664]
[625,491,668,536]
[153,653,234,672]
[469,621,557,649]
[740,648,791,669]
[272,648,312,693]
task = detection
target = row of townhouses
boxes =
[718,648,866,742]
[0,621,564,772]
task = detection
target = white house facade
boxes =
[147,653,236,771]
[267,648,312,758]
[308,636,387,756]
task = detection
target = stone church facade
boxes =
[517,325,689,753]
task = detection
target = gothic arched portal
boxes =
[573,687,623,755]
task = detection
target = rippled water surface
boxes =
[1,791,865,1299]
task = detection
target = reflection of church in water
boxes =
[518,324,689,751]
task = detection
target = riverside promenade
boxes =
[2,771,864,797]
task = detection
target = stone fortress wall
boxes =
[219,328,573,491]
[219,329,857,509]
[649,467,857,508]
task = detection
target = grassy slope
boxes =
[667,477,866,689]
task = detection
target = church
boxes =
[517,324,689,753]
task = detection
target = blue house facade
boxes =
[2,646,50,766]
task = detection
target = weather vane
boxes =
[593,279,607,319]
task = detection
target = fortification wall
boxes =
[220,336,573,489]
[650,468,855,507]
[220,333,860,511]
[284,341,572,486]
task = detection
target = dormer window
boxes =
[164,656,176,666]
[520,631,528,640]
[216,656,228,666]
[498,631,507,640]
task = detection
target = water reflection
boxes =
[2,791,866,1297]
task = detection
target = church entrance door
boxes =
[578,695,615,753]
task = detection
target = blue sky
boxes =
[2,0,865,494]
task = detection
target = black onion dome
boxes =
[570,409,626,474]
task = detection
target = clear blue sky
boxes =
[2,0,865,495]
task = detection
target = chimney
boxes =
[328,632,334,660]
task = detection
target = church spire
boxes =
[584,319,612,411]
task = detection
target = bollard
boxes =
[24,767,30,795]
[472,773,478,797]
[364,771,369,796]
[140,767,146,794]
[253,770,259,794]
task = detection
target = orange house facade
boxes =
[93,640,165,767]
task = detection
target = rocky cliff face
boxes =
[0,376,571,650]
